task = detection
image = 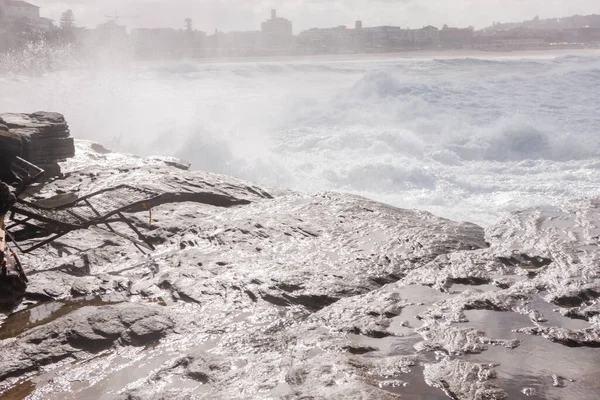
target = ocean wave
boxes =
[1,53,599,226]
[141,60,363,79]
[324,162,438,192]
[433,57,546,67]
[553,54,600,64]
[0,41,78,75]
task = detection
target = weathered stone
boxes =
[0,112,74,177]
[515,325,600,348]
[415,325,518,355]
[423,360,507,400]
[1,139,600,399]
[0,303,173,381]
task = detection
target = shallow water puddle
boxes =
[377,366,448,400]
[528,294,591,329]
[0,296,121,340]
[396,285,451,304]
[349,333,421,357]
[462,308,532,338]
[461,306,600,400]
[33,335,221,400]
[0,380,36,400]
[467,336,600,400]
[361,288,600,399]
[451,283,500,293]
[389,304,429,332]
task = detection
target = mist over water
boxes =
[1,52,599,226]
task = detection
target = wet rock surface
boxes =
[0,303,173,381]
[0,112,75,177]
[424,360,507,400]
[1,140,600,399]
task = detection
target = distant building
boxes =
[494,38,546,49]
[219,31,261,56]
[298,22,445,54]
[298,23,445,54]
[131,28,205,59]
[440,25,474,48]
[359,25,440,49]
[362,26,404,50]
[486,14,600,32]
[132,28,179,58]
[0,0,53,31]
[83,20,130,49]
[97,20,126,36]
[471,35,547,50]
[298,26,354,53]
[1,0,39,20]
[413,25,439,44]
[261,9,293,51]
[579,27,600,42]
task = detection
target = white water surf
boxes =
[1,52,599,226]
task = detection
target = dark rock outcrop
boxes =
[0,112,75,177]
[0,263,27,309]
[0,121,23,184]
[0,119,22,156]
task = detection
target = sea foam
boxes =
[1,52,599,225]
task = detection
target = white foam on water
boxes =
[1,51,599,226]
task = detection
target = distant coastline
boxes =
[180,47,600,64]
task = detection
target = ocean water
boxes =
[1,51,599,226]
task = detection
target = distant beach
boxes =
[186,48,600,65]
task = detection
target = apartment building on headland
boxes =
[0,0,54,52]
[0,0,52,30]
[0,0,39,20]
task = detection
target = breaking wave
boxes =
[1,51,599,225]
[0,41,78,75]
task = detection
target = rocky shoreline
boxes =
[0,139,599,399]
[0,112,75,178]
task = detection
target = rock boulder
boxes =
[0,112,75,177]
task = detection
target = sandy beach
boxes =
[188,47,600,64]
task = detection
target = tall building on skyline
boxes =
[261,9,293,50]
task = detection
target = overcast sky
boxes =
[33,0,599,32]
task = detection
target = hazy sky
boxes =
[34,0,599,32]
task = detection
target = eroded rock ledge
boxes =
[0,112,75,177]
[1,140,599,399]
